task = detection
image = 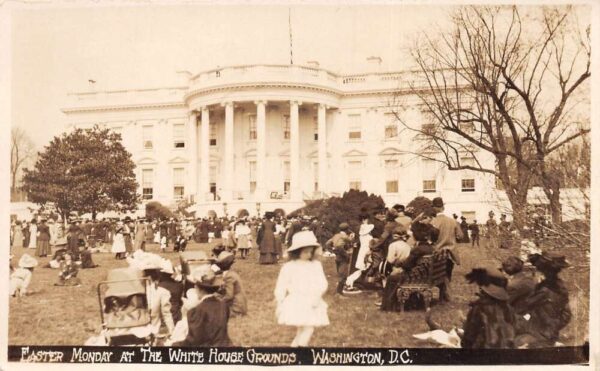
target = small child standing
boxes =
[10,254,38,297]
[274,230,329,347]
[215,251,247,317]
[325,223,355,296]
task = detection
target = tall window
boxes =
[461,178,475,192]
[462,211,476,223]
[422,159,437,193]
[348,160,362,190]
[209,122,217,146]
[142,169,153,200]
[249,114,257,140]
[283,161,291,193]
[384,113,398,139]
[173,124,185,148]
[249,161,257,193]
[173,168,185,199]
[209,165,217,199]
[313,161,319,191]
[313,116,319,141]
[282,115,291,140]
[385,159,399,193]
[348,114,362,140]
[142,125,153,149]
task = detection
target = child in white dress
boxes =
[274,230,329,347]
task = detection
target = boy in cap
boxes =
[325,223,356,295]
[215,251,247,317]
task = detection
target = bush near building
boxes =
[145,201,174,220]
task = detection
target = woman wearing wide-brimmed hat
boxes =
[257,212,277,264]
[462,267,517,348]
[514,251,571,348]
[274,230,329,347]
[172,265,231,347]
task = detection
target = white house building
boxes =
[62,63,562,220]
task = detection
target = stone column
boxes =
[188,111,198,200]
[200,107,210,200]
[290,100,301,201]
[255,100,267,201]
[222,101,234,202]
[317,104,327,194]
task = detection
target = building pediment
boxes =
[307,150,332,159]
[137,157,158,165]
[168,156,189,164]
[378,147,404,156]
[342,149,368,157]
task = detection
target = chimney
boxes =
[366,56,382,73]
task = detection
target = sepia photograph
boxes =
[1,0,596,367]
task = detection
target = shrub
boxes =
[145,201,173,221]
[406,196,432,219]
[289,189,385,243]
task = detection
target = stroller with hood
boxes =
[95,268,154,346]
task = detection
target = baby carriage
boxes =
[180,250,214,295]
[96,268,154,346]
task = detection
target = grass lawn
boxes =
[8,238,589,347]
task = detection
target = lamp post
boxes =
[256,202,261,218]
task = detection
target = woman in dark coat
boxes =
[257,212,277,264]
[22,222,31,248]
[462,268,516,348]
[36,219,51,257]
[514,251,571,348]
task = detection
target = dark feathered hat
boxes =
[465,268,509,301]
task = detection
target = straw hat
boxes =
[160,259,174,275]
[287,230,320,253]
[216,251,235,267]
[18,254,38,269]
[191,265,224,289]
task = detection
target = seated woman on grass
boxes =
[55,252,81,286]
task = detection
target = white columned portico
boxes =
[222,101,234,202]
[317,104,327,193]
[255,100,267,201]
[200,107,210,200]
[290,100,301,201]
[188,111,198,198]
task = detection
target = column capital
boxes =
[254,100,268,106]
[290,100,303,106]
[189,109,200,116]
[317,103,330,110]
[220,101,234,108]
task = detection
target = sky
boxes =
[10,3,451,148]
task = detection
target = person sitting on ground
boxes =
[46,238,68,269]
[379,209,439,311]
[79,238,99,269]
[10,254,38,297]
[174,233,188,253]
[514,251,571,348]
[462,267,516,348]
[172,265,231,347]
[501,256,536,315]
[55,252,81,286]
[215,251,248,317]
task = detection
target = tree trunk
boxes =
[545,187,562,226]
[503,188,529,232]
[92,209,97,221]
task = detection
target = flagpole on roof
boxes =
[288,7,293,65]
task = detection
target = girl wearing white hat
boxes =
[10,254,38,297]
[274,230,329,347]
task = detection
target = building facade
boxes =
[62,64,518,220]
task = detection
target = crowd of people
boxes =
[8,198,573,349]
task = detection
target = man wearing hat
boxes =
[325,222,356,295]
[430,197,463,302]
[515,251,571,348]
[172,266,231,347]
[462,267,517,348]
[10,254,38,297]
[459,216,470,244]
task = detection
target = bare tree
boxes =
[394,5,590,230]
[10,127,36,194]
